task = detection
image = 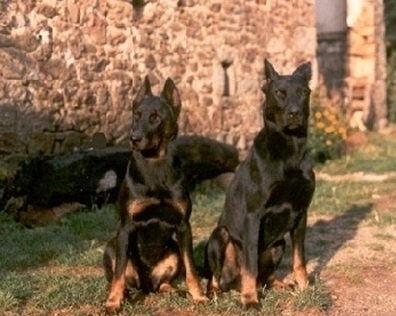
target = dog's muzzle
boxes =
[130,134,142,148]
[284,109,303,129]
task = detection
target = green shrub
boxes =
[308,95,347,164]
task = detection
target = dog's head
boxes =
[131,76,181,158]
[262,59,311,137]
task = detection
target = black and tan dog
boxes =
[206,60,315,308]
[104,76,208,312]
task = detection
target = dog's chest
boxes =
[267,164,313,208]
[135,161,179,194]
[260,165,313,244]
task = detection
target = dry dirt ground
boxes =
[297,191,396,316]
[305,223,396,316]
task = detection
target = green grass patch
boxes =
[318,132,396,174]
[1,132,396,315]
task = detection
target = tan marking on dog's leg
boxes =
[158,283,175,293]
[224,241,239,271]
[105,276,126,312]
[207,276,220,301]
[210,276,220,292]
[292,244,308,290]
[125,259,139,289]
[182,252,208,303]
[151,252,179,293]
[240,267,258,307]
[266,275,290,290]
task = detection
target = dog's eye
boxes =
[133,111,141,122]
[275,90,286,98]
[149,112,159,124]
[298,88,310,97]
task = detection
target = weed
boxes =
[308,93,348,164]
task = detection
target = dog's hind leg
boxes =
[206,226,240,295]
[258,238,286,290]
[151,244,181,293]
[206,226,228,294]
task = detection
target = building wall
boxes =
[346,0,387,130]
[316,0,347,108]
[0,0,316,162]
[316,0,387,130]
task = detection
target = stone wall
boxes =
[346,0,387,130]
[316,0,387,130]
[0,0,316,164]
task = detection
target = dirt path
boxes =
[301,193,396,316]
[322,265,396,316]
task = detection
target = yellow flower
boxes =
[325,126,335,133]
[328,114,337,122]
[316,122,325,130]
[338,127,347,140]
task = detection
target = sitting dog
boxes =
[104,76,208,312]
[206,60,315,308]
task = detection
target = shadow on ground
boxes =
[306,203,373,279]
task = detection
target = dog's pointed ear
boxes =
[293,62,312,82]
[161,78,182,119]
[264,59,279,81]
[134,75,152,107]
[262,59,279,92]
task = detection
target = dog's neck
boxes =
[134,146,167,161]
[132,140,177,167]
[258,122,308,162]
[128,143,181,193]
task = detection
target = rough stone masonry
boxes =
[0,0,315,165]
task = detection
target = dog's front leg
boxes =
[240,212,261,308]
[177,220,208,303]
[105,221,136,312]
[290,210,308,290]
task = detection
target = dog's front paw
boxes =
[191,292,209,304]
[104,296,122,313]
[294,267,309,290]
[241,292,260,309]
[159,283,175,293]
[296,278,309,291]
[268,278,293,291]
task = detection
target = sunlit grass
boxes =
[1,133,396,315]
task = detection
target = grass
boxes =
[317,131,396,174]
[1,131,396,315]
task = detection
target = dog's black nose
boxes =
[130,134,142,143]
[288,109,300,118]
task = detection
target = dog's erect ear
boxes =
[264,59,279,81]
[161,78,182,119]
[262,59,279,92]
[134,75,152,107]
[293,62,312,82]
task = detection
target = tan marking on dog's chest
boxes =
[127,198,161,216]
[164,198,188,216]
